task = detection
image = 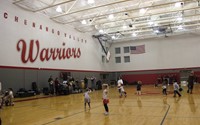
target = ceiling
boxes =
[13,0,200,42]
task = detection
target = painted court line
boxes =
[160,104,170,125]
[41,105,102,125]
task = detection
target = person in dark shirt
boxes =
[136,81,142,95]
[54,77,60,95]
[84,76,88,89]
[48,75,54,94]
[187,71,195,94]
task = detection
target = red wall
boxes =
[122,73,179,85]
[194,72,200,82]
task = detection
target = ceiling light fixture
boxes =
[178,25,183,30]
[81,20,87,24]
[175,2,184,7]
[139,8,146,14]
[123,25,127,29]
[177,17,183,21]
[99,29,104,33]
[148,21,154,25]
[56,6,62,13]
[88,0,95,4]
[108,14,114,20]
[132,32,137,37]
[112,36,116,39]
[154,23,158,26]
[154,30,159,33]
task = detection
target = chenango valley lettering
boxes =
[17,39,81,63]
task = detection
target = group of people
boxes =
[48,75,82,95]
[156,74,178,86]
[48,76,61,95]
[84,84,109,115]
[84,76,143,116]
[161,71,196,97]
[117,77,142,97]
[84,76,100,91]
[86,71,196,116]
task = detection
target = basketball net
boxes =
[106,51,111,61]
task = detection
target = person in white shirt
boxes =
[84,89,91,110]
[162,79,168,95]
[117,77,127,97]
[173,82,181,97]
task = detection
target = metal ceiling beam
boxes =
[77,6,200,29]
[81,21,200,35]
[109,25,200,41]
[34,0,76,12]
[65,0,78,14]
[80,17,200,34]
[50,0,134,19]
[13,0,25,4]
[93,11,200,32]
[110,22,200,39]
[61,0,192,24]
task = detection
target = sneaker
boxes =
[104,112,109,115]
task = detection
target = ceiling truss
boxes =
[13,0,200,42]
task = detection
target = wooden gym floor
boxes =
[1,84,200,125]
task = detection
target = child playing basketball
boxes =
[162,79,168,95]
[117,77,127,98]
[120,85,127,97]
[173,82,181,97]
[102,84,109,115]
[136,81,142,95]
[117,77,123,97]
[84,89,91,110]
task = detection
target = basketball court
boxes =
[1,85,200,125]
[1,0,200,125]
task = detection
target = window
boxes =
[115,57,121,63]
[124,56,130,63]
[115,47,121,54]
[124,46,130,53]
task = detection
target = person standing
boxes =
[173,82,181,97]
[117,77,123,97]
[162,79,168,95]
[0,81,2,94]
[84,89,91,110]
[84,76,88,89]
[48,75,54,95]
[102,84,109,115]
[54,77,60,95]
[91,76,96,91]
[120,85,127,97]
[136,81,142,95]
[187,71,195,94]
